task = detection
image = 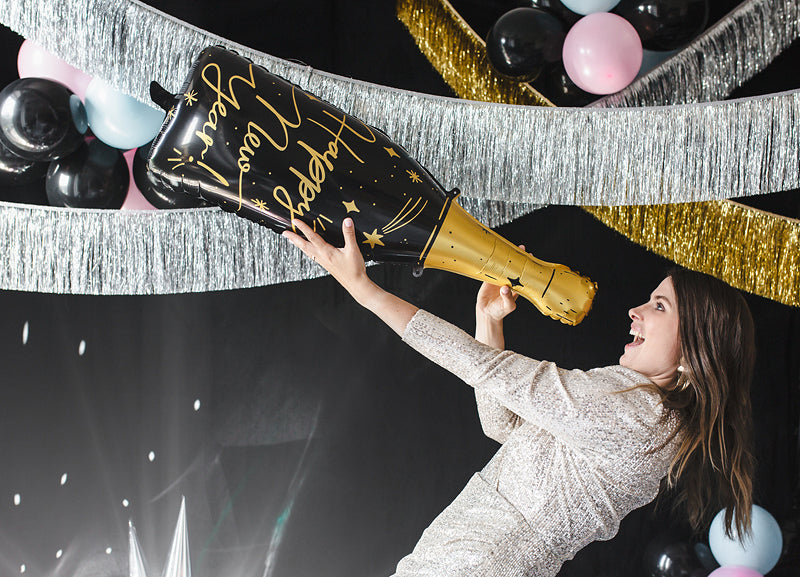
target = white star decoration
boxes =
[129,497,191,577]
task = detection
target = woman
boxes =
[283,218,756,577]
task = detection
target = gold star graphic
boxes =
[183,90,198,106]
[362,229,385,249]
[384,147,400,158]
[342,200,360,213]
[252,198,269,211]
[166,106,176,120]
[406,169,422,183]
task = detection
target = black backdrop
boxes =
[0,1,798,576]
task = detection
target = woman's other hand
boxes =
[282,217,419,336]
[282,217,374,302]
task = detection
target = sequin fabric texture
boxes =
[395,310,680,577]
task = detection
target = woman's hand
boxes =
[282,217,374,303]
[476,282,519,322]
[474,245,523,349]
[282,217,419,336]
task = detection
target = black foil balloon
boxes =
[524,0,581,26]
[132,142,209,209]
[485,7,566,81]
[539,62,596,107]
[0,137,49,185]
[147,46,598,326]
[614,0,710,51]
[642,535,705,577]
[46,139,129,209]
[0,77,88,162]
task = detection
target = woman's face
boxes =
[619,277,682,387]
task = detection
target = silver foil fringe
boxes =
[0,199,539,295]
[592,0,800,107]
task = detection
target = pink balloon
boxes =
[709,567,763,577]
[562,13,642,95]
[17,39,92,100]
[120,149,157,210]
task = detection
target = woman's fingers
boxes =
[341,217,358,253]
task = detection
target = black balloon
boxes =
[0,77,88,162]
[132,142,209,209]
[642,535,706,577]
[0,137,49,185]
[46,139,129,209]
[147,46,459,264]
[524,0,581,26]
[538,62,596,107]
[485,7,566,81]
[614,0,710,51]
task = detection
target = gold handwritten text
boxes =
[194,62,257,161]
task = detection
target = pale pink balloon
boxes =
[17,39,92,100]
[120,149,156,211]
[709,567,763,577]
[562,13,642,95]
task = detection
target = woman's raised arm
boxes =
[282,218,419,336]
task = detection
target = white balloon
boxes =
[708,505,783,575]
[561,0,621,16]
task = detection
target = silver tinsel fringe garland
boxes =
[591,0,800,107]
[0,199,539,295]
[0,0,795,294]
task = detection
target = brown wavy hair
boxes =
[658,268,756,538]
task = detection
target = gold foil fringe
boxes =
[584,203,800,307]
[399,0,800,307]
[395,0,553,106]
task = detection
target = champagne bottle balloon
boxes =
[147,46,596,324]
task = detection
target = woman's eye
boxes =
[655,302,664,311]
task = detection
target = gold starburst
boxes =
[342,200,360,213]
[362,229,385,249]
[166,106,176,120]
[183,90,198,106]
[384,147,400,158]
[406,169,422,183]
[252,198,268,211]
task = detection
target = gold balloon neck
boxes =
[422,201,597,325]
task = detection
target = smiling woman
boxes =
[284,216,757,576]
[620,276,682,388]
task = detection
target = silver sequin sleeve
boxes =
[403,310,672,449]
[474,389,524,444]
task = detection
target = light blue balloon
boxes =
[561,0,621,16]
[708,505,783,575]
[85,78,165,150]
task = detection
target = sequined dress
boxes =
[392,310,680,577]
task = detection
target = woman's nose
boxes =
[629,306,642,320]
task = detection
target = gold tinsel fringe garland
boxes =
[395,0,553,106]
[585,202,800,307]
[396,0,800,307]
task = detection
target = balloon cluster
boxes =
[484,0,709,98]
[0,40,208,209]
[641,505,787,577]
